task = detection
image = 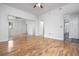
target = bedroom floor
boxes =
[0,35,79,56]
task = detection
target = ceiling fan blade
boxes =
[40,5,43,8]
[33,5,36,8]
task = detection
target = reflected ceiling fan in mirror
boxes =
[33,3,43,8]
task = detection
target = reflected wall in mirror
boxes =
[8,15,36,40]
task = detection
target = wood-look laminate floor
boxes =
[0,35,79,56]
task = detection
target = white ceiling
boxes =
[4,3,67,16]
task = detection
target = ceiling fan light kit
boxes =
[33,3,43,8]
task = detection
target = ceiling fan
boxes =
[33,3,43,8]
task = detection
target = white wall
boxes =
[39,4,79,40]
[35,20,39,36]
[39,9,64,40]
[0,4,37,42]
[26,20,35,35]
[68,15,79,39]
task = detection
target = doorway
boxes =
[64,15,69,41]
[39,21,44,39]
[8,15,27,40]
[64,14,79,43]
